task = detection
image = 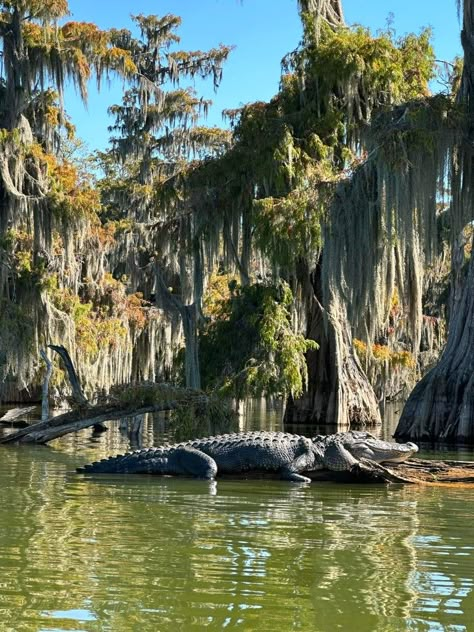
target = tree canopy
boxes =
[1,0,473,444]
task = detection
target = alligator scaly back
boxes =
[78,431,319,482]
[77,431,418,481]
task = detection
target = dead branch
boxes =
[0,399,189,444]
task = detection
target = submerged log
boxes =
[218,458,474,486]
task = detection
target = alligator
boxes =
[78,430,419,482]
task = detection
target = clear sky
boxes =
[64,0,462,152]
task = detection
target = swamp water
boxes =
[0,403,473,632]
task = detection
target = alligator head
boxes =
[341,431,418,464]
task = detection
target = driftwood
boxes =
[0,398,198,444]
[306,458,474,487]
[388,458,474,486]
[0,343,212,444]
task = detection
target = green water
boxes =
[1,415,474,631]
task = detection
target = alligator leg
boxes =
[169,447,218,479]
[322,442,359,471]
[280,470,312,483]
[280,444,314,482]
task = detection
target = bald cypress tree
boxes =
[288,0,474,440]
[0,1,142,396]
[282,0,436,427]
[395,0,474,442]
[0,4,220,398]
[98,14,232,389]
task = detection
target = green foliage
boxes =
[200,281,318,400]
[253,185,324,266]
[170,395,238,442]
[113,382,202,408]
[107,14,232,168]
[204,21,437,280]
[47,273,148,358]
[287,19,435,116]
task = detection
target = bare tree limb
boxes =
[48,344,88,406]
[40,348,53,421]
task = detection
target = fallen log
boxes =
[0,342,212,445]
[309,458,474,486]
[217,458,474,486]
[0,396,206,444]
[319,458,474,486]
[387,458,474,485]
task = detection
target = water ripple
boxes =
[0,442,473,631]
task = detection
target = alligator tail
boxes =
[77,448,167,474]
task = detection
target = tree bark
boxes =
[154,236,203,390]
[40,349,53,421]
[0,400,187,444]
[297,0,344,30]
[396,233,474,442]
[396,0,474,444]
[285,260,381,428]
[181,303,201,389]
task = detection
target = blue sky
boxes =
[64,0,462,151]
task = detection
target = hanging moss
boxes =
[0,300,35,389]
[0,6,202,400]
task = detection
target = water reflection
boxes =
[0,406,473,631]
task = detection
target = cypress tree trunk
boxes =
[285,260,381,428]
[396,0,474,443]
[181,304,201,390]
[395,234,474,442]
[154,240,203,391]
